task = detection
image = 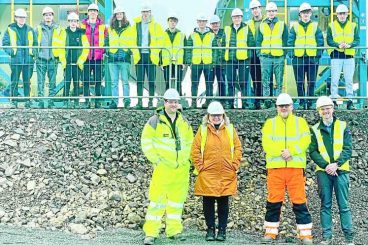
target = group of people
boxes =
[141,88,354,245]
[2,1,359,109]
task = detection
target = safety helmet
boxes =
[163,89,180,100]
[14,8,27,18]
[209,15,220,24]
[197,13,208,21]
[113,7,124,14]
[276,93,293,105]
[316,96,334,109]
[336,4,348,13]
[265,2,278,11]
[42,7,54,15]
[141,3,151,12]
[299,3,312,12]
[207,101,225,114]
[249,0,261,9]
[67,12,79,21]
[231,8,243,17]
[167,12,178,21]
[87,3,99,12]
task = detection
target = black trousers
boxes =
[225,60,250,106]
[136,53,156,104]
[191,63,213,101]
[10,63,33,100]
[250,52,262,107]
[83,60,102,102]
[64,64,81,100]
[163,64,184,95]
[211,65,226,102]
[203,196,229,230]
[265,201,312,224]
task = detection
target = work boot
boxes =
[302,237,313,245]
[143,236,156,245]
[64,100,70,109]
[38,101,45,109]
[147,100,154,109]
[261,235,275,244]
[168,233,186,241]
[319,238,332,245]
[24,101,31,108]
[124,100,130,108]
[81,102,90,109]
[95,101,101,109]
[48,101,55,109]
[333,101,338,109]
[205,227,215,241]
[346,100,355,110]
[134,100,143,109]
[10,101,18,109]
[109,101,117,109]
[216,228,226,241]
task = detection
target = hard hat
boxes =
[197,13,208,21]
[42,7,54,15]
[231,8,243,17]
[299,2,312,12]
[67,12,79,21]
[167,12,178,21]
[163,89,180,100]
[207,101,225,114]
[316,96,334,109]
[113,7,124,14]
[14,8,27,18]
[276,93,293,105]
[209,15,220,24]
[265,2,278,11]
[249,0,261,9]
[336,4,348,13]
[141,3,151,12]
[87,3,99,12]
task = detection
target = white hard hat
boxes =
[67,12,79,21]
[163,89,180,100]
[336,4,348,13]
[209,15,220,24]
[87,3,99,12]
[113,7,124,14]
[316,96,334,109]
[249,0,261,9]
[265,2,278,11]
[276,93,293,105]
[42,7,54,15]
[207,101,225,114]
[141,3,151,12]
[14,8,27,18]
[231,8,243,17]
[197,13,208,21]
[299,2,312,12]
[167,12,178,21]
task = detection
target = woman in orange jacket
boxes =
[191,101,242,241]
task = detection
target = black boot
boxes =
[205,227,215,241]
[216,228,226,241]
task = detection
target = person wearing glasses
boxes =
[261,93,313,244]
[191,101,242,241]
[309,96,354,245]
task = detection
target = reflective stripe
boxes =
[149,201,166,209]
[191,32,214,64]
[263,221,279,235]
[297,223,312,230]
[328,21,356,56]
[267,156,305,162]
[162,32,185,66]
[265,227,278,235]
[167,200,184,209]
[260,21,284,56]
[166,214,182,220]
[297,223,313,237]
[294,22,318,57]
[108,27,133,54]
[145,214,161,221]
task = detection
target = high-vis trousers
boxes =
[143,163,190,237]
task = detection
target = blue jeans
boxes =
[317,171,353,240]
[330,58,355,99]
[108,62,131,104]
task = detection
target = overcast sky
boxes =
[114,0,218,35]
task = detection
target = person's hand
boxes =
[325,163,338,176]
[281,149,291,160]
[339,43,346,49]
[345,43,351,49]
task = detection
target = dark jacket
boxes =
[309,117,352,172]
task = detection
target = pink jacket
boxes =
[81,17,107,60]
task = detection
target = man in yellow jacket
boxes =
[141,88,193,245]
[261,93,313,244]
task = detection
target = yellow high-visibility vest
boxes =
[328,20,356,56]
[294,22,318,57]
[36,25,64,58]
[311,120,350,172]
[191,32,214,65]
[107,26,138,58]
[224,26,248,61]
[161,31,185,66]
[7,27,34,56]
[259,21,284,56]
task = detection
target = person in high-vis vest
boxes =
[34,7,64,109]
[2,8,37,109]
[161,13,187,95]
[131,3,164,109]
[209,15,226,104]
[59,12,89,109]
[222,8,255,109]
[287,3,324,110]
[80,3,108,109]
[309,96,354,245]
[248,0,264,110]
[327,4,360,110]
[257,2,288,108]
[185,14,218,109]
[141,88,193,245]
[191,101,242,241]
[105,7,137,109]
[261,93,313,245]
